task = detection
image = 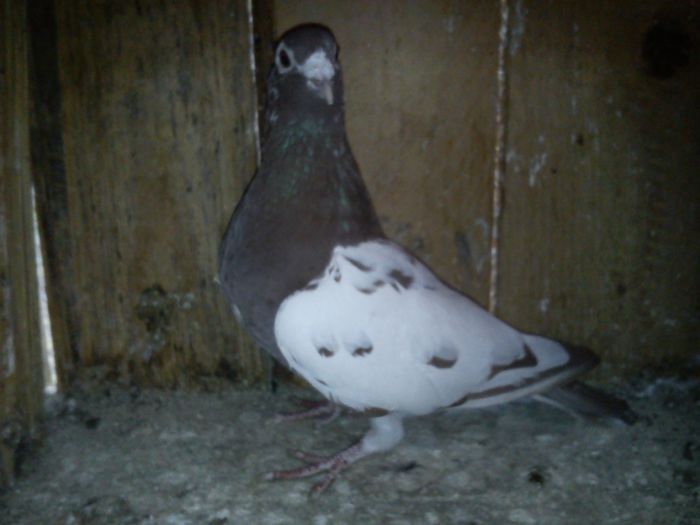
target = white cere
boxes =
[298,50,336,81]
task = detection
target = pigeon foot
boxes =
[264,441,367,495]
[265,414,405,495]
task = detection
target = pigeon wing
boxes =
[274,240,597,415]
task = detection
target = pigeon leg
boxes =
[265,413,405,495]
[266,441,366,495]
[275,399,341,424]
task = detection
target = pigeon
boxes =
[219,24,636,495]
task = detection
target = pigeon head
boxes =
[267,25,342,121]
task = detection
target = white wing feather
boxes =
[274,240,572,415]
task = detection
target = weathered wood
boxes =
[500,1,700,374]
[20,0,697,392]
[275,0,700,376]
[33,0,262,386]
[0,0,45,488]
[253,0,275,145]
[28,0,74,391]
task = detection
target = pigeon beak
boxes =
[306,78,334,105]
[316,79,334,105]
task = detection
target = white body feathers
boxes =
[274,240,582,416]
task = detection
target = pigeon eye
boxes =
[279,49,291,68]
[276,45,295,73]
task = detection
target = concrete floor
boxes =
[0,376,698,525]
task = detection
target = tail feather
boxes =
[453,338,599,409]
[536,380,638,425]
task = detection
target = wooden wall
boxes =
[274,0,700,376]
[2,0,697,444]
[4,0,694,493]
[0,0,45,488]
[499,1,700,375]
[30,0,264,387]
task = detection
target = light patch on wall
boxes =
[444,15,456,35]
[2,332,14,378]
[506,148,522,174]
[585,117,601,154]
[473,218,490,275]
[528,151,548,187]
[246,0,261,165]
[32,188,57,394]
[509,0,527,56]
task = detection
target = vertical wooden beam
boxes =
[28,0,74,391]
[0,0,44,488]
[252,0,275,138]
[44,0,261,386]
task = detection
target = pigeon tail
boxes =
[450,336,599,410]
[535,380,638,425]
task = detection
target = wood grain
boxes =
[33,0,263,386]
[499,1,700,374]
[0,0,45,488]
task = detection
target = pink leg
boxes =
[265,441,368,495]
[265,413,406,495]
[275,399,341,424]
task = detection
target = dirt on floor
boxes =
[0,373,698,525]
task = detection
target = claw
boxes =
[288,395,329,409]
[265,442,367,495]
[265,414,406,495]
[274,399,341,424]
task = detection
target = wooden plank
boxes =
[28,0,75,391]
[253,0,275,145]
[42,0,262,386]
[0,0,45,488]
[500,1,700,374]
